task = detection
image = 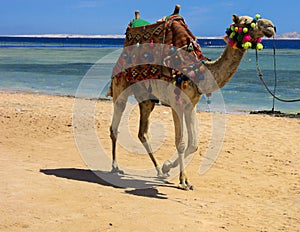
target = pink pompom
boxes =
[229,40,236,47]
[187,70,195,78]
[243,35,252,43]
[257,37,262,43]
[238,27,243,33]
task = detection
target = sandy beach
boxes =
[0,92,299,231]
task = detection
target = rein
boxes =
[255,37,300,103]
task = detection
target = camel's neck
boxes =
[203,45,245,91]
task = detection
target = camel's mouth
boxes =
[263,26,276,38]
[258,19,276,38]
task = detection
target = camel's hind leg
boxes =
[110,78,130,174]
[138,100,163,176]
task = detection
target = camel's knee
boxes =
[176,142,186,154]
[114,100,127,112]
[110,126,117,141]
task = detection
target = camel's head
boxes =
[225,14,276,50]
[232,14,276,39]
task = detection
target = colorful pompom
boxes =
[183,81,188,88]
[198,73,204,80]
[242,42,252,49]
[199,65,205,73]
[176,77,182,85]
[237,34,243,42]
[257,37,262,43]
[243,35,252,43]
[229,40,236,47]
[150,40,154,47]
[187,70,195,78]
[225,18,263,50]
[170,46,176,54]
[256,43,263,50]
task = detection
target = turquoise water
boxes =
[0,47,299,113]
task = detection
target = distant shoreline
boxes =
[1,34,300,40]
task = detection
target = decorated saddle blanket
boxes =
[111,15,209,84]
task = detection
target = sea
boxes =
[0,36,299,113]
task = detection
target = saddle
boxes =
[111,13,209,85]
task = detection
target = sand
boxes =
[0,92,299,231]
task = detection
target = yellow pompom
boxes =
[243,42,252,49]
[251,22,256,28]
[183,81,188,89]
[255,14,261,19]
[199,65,205,73]
[256,43,263,50]
[243,27,248,33]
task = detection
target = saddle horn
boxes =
[135,10,140,20]
[173,4,180,15]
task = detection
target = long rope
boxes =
[272,38,277,111]
[255,41,300,103]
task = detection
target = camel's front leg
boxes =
[162,107,193,190]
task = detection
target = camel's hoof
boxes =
[156,167,164,178]
[178,183,194,191]
[162,160,172,174]
[111,166,124,174]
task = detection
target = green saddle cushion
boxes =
[130,19,151,28]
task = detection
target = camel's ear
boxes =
[232,14,239,24]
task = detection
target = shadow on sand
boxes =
[40,168,171,199]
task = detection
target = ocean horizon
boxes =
[1,35,300,49]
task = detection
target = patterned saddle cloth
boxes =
[111,15,209,84]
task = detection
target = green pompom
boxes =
[237,34,243,41]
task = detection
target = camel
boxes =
[108,5,276,190]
